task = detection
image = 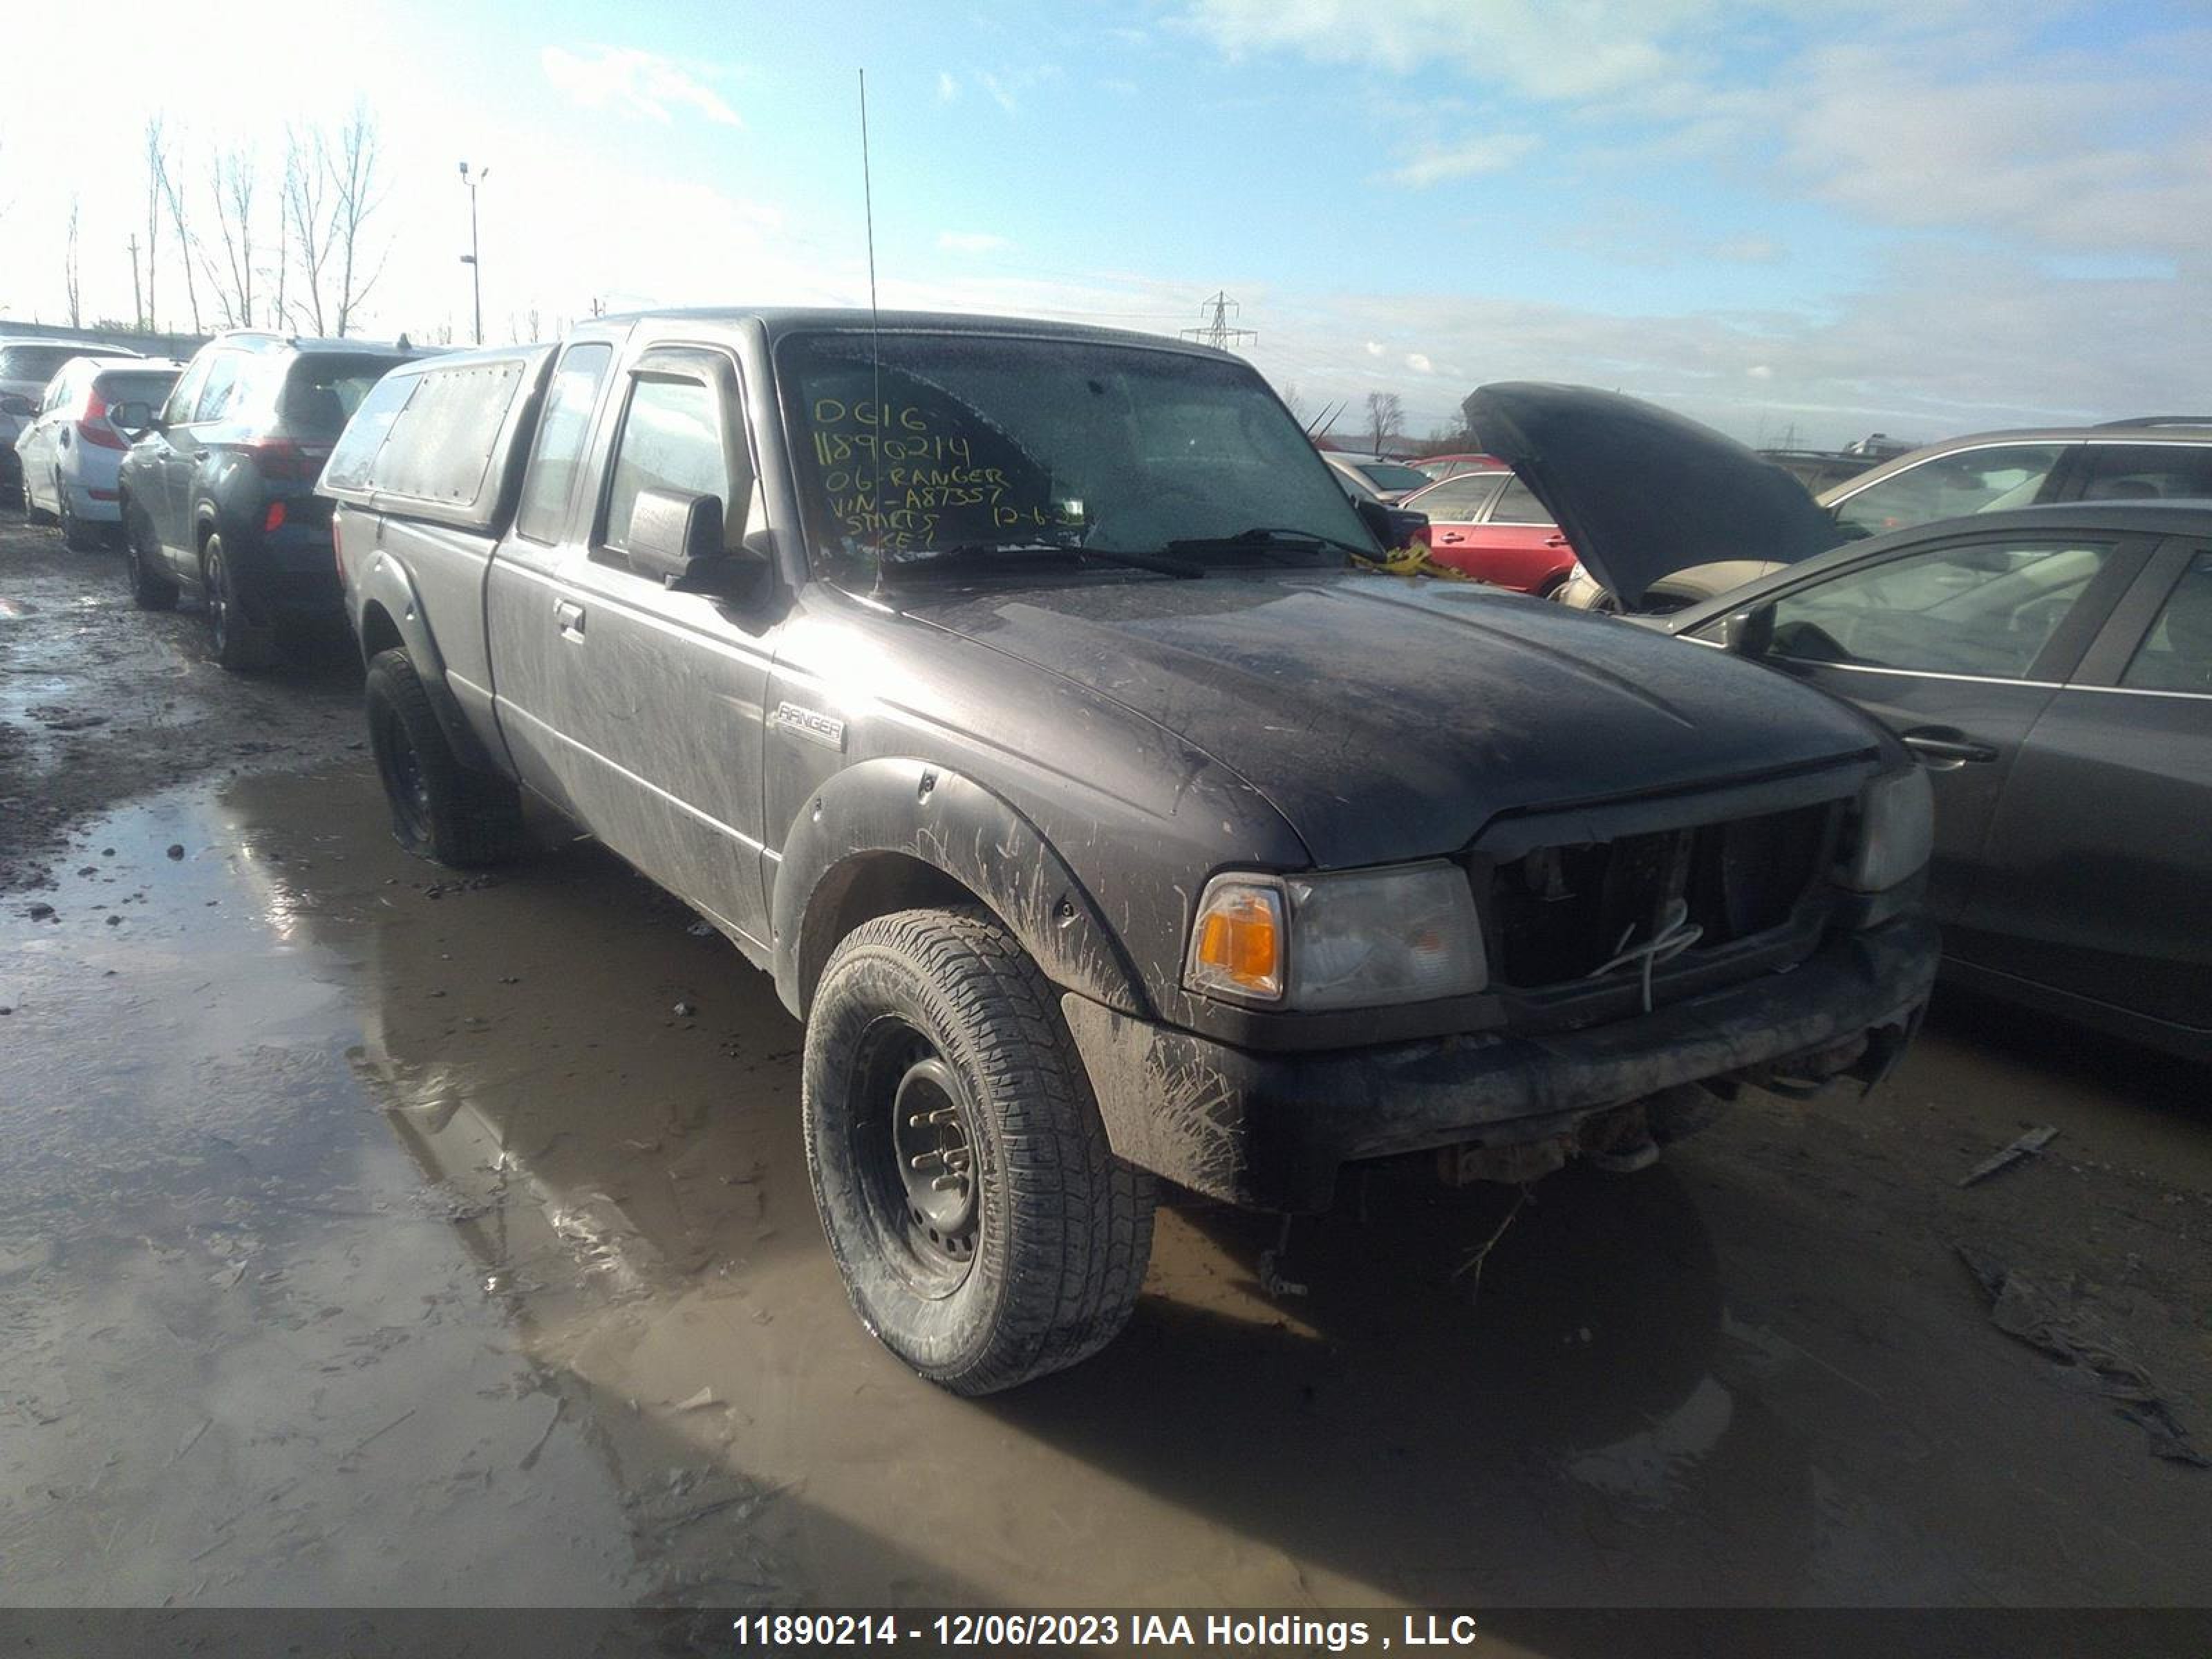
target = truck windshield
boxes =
[778,330,1373,581]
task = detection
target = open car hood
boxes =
[1468,383,1845,608]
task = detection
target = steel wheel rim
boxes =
[853,1015,980,1292]
[373,702,433,843]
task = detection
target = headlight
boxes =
[1840,765,1934,892]
[1185,861,1487,1010]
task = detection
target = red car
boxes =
[1403,469,1577,594]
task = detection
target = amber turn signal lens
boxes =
[1185,881,1285,1001]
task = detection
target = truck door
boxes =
[492,341,776,950]
[487,337,620,816]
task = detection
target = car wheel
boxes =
[803,906,1156,1394]
[202,535,275,672]
[364,648,529,867]
[122,504,178,610]
[57,475,102,552]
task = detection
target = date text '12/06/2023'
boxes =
[809,396,1085,550]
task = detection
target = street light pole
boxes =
[458,161,488,346]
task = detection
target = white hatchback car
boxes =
[0,337,140,509]
[15,355,182,549]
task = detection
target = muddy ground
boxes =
[3,512,2211,1618]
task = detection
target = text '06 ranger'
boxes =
[319,312,1940,1393]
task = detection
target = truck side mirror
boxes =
[1721,602,1776,656]
[627,487,735,591]
[1356,498,1427,550]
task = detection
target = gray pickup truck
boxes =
[320,310,1938,1392]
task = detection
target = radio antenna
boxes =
[859,74,883,429]
[859,68,885,586]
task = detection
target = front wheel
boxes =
[364,648,528,867]
[803,906,1156,1394]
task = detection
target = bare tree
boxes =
[1276,380,1311,427]
[143,118,164,331]
[268,151,289,330]
[327,106,388,335]
[1364,391,1405,456]
[152,122,204,334]
[208,148,258,328]
[283,126,332,335]
[64,196,82,327]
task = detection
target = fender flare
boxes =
[771,757,1150,1022]
[353,548,500,776]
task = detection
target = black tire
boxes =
[803,906,1156,1394]
[202,534,275,672]
[57,476,103,552]
[364,647,528,867]
[122,503,178,609]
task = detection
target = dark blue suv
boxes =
[115,331,417,670]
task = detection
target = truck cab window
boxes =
[601,376,729,559]
[515,342,613,543]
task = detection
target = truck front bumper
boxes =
[1062,914,1938,1212]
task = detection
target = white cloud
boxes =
[1385,133,1539,189]
[541,45,742,126]
[1363,340,1385,357]
[1185,1,2212,259]
[937,231,1011,254]
[1405,352,1434,373]
[1712,236,1784,265]
[937,71,959,102]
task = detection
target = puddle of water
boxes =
[8,760,2202,1607]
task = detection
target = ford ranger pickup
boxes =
[319,310,1939,1393]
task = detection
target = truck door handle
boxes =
[554,599,586,638]
[1901,728,1996,768]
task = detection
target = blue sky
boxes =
[5,1,2209,447]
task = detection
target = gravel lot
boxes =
[3,509,2209,1615]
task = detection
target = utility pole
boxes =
[128,235,144,331]
[1181,290,1257,353]
[458,161,488,346]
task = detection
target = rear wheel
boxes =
[122,503,178,610]
[203,534,274,672]
[364,648,528,867]
[57,475,103,552]
[803,906,1156,1394]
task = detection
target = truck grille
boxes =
[1487,802,1836,991]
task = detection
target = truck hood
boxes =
[1468,383,1846,609]
[903,573,1881,867]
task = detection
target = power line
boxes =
[1180,289,1257,352]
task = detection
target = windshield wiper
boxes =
[877,542,1206,579]
[1163,527,1371,563]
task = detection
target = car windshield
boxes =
[94,370,179,406]
[1358,461,1432,492]
[260,354,409,435]
[1828,442,2065,538]
[778,330,1372,581]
